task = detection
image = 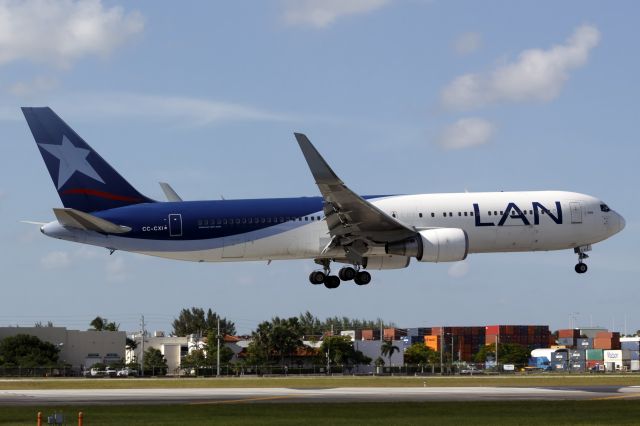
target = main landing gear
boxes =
[308,261,372,289]
[574,246,590,274]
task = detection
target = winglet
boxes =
[53,208,131,234]
[294,133,342,185]
[159,182,183,202]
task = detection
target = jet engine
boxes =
[385,228,468,262]
[363,255,410,270]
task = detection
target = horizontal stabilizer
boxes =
[53,208,131,234]
[159,182,183,202]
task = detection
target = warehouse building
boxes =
[0,327,125,371]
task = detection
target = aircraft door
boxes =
[570,202,583,224]
[169,214,183,237]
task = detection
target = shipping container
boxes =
[383,327,407,341]
[361,329,381,341]
[424,335,439,351]
[576,338,591,349]
[558,329,580,339]
[586,349,604,361]
[631,360,640,371]
[557,337,576,347]
[621,341,640,351]
[595,331,620,339]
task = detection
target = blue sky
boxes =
[0,0,638,335]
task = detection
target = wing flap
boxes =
[53,208,131,234]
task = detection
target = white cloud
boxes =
[40,251,71,269]
[453,32,482,55]
[8,76,57,96]
[0,0,143,68]
[448,261,469,278]
[61,92,288,125]
[441,25,600,109]
[282,0,390,28]
[437,117,494,150]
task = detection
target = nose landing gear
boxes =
[574,246,591,274]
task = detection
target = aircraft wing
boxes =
[295,133,415,263]
[53,208,131,234]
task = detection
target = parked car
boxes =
[117,367,138,377]
[104,367,118,377]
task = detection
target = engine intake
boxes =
[386,228,468,262]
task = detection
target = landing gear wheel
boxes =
[309,271,326,285]
[575,263,588,274]
[323,275,340,289]
[354,271,372,286]
[338,267,357,281]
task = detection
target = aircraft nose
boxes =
[618,213,626,232]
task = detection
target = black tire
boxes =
[323,275,340,289]
[309,271,326,285]
[338,267,356,281]
[574,263,588,274]
[354,271,372,285]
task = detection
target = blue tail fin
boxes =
[22,107,154,212]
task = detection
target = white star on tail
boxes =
[38,136,105,189]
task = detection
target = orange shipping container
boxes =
[424,335,439,351]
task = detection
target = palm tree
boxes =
[381,340,400,367]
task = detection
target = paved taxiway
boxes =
[2,386,640,405]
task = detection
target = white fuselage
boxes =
[41,191,624,268]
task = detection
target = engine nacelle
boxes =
[363,255,410,270]
[385,228,468,263]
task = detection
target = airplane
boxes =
[22,107,625,289]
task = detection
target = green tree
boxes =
[143,347,168,376]
[474,343,530,365]
[171,307,236,337]
[90,316,119,331]
[381,340,400,367]
[403,343,439,368]
[181,349,207,373]
[205,330,234,365]
[319,335,371,367]
[0,334,60,367]
[125,337,137,350]
[298,311,322,336]
[246,317,304,366]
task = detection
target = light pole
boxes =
[495,334,499,372]
[440,328,444,376]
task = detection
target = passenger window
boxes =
[248,218,252,224]
[305,217,308,221]
[494,211,498,216]
[311,216,315,221]
[419,213,423,218]
[470,212,474,216]
[458,212,461,216]
[500,211,503,215]
[449,212,453,217]
[488,211,492,216]
[242,218,246,224]
[235,218,240,224]
[392,213,396,218]
[464,212,468,217]
[198,220,203,226]
[443,212,446,217]
[431,213,435,218]
[317,216,321,220]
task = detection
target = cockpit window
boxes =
[600,203,610,212]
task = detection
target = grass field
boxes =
[1,401,639,425]
[0,374,639,390]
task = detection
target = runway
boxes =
[2,386,640,405]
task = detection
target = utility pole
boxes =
[379,319,383,342]
[327,324,333,375]
[451,334,454,375]
[139,315,146,377]
[440,327,443,376]
[216,317,221,377]
[495,334,499,372]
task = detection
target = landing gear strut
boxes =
[574,246,590,274]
